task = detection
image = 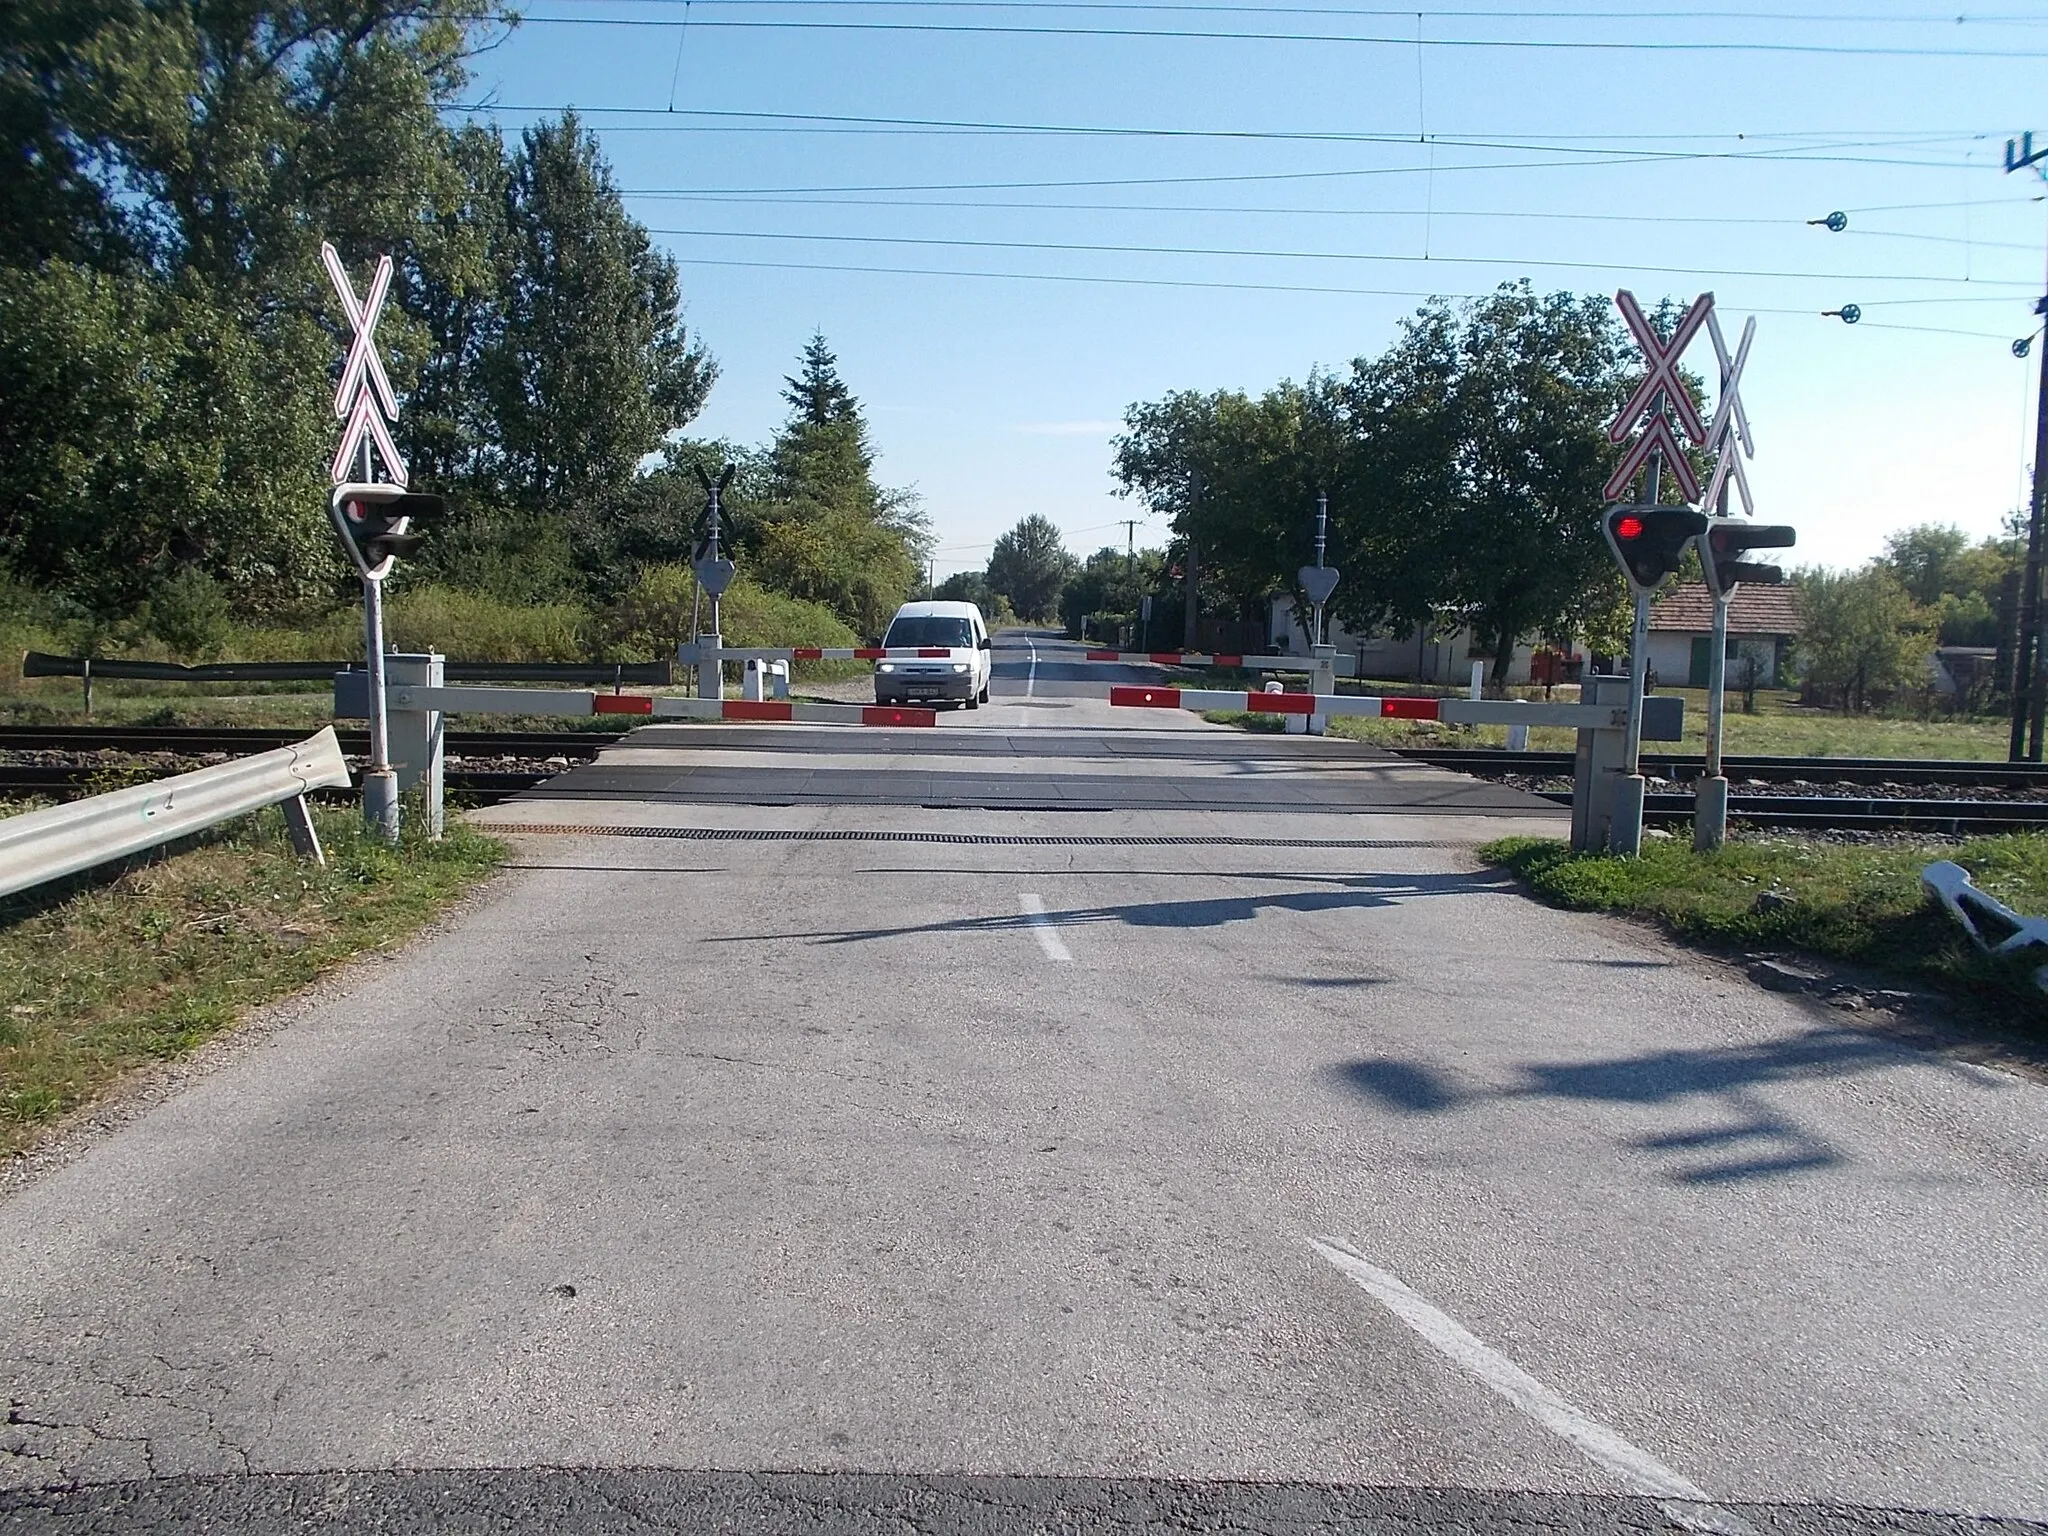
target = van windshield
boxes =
[885,616,975,648]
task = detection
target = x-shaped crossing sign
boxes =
[1603,289,1713,504]
[1608,290,1712,446]
[1699,310,1756,517]
[322,241,407,485]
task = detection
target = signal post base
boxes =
[1609,775,1646,857]
[1694,775,1729,851]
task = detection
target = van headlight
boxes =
[877,663,896,673]
[951,662,969,673]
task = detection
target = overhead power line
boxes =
[667,253,2025,338]
[454,101,1979,160]
[641,223,2035,288]
[531,0,2048,19]
[621,188,2046,247]
[513,12,2048,57]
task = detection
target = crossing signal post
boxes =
[1693,518,1794,849]
[330,483,439,842]
[1700,520,1795,597]
[690,462,739,699]
[1603,505,1708,854]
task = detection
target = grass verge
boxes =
[0,804,503,1161]
[1478,832,2048,1033]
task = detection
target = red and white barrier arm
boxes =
[1108,686,1632,729]
[385,684,936,727]
[677,644,964,662]
[1108,685,1440,718]
[1083,650,1356,674]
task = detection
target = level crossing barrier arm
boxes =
[1082,649,1358,676]
[0,727,351,899]
[1106,685,1627,729]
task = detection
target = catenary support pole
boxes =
[2017,292,2048,761]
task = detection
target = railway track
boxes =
[0,726,620,805]
[0,725,628,757]
[6,727,2048,830]
[1393,746,2048,790]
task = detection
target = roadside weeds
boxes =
[0,805,503,1162]
[1479,832,2048,1044]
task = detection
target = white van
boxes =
[873,600,993,709]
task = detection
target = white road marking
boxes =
[1017,893,1072,962]
[1309,1238,1756,1536]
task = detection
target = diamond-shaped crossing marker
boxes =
[1298,566,1340,605]
[694,557,737,597]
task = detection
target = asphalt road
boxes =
[524,632,1563,818]
[2,632,2043,1534]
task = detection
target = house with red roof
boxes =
[1646,583,1803,689]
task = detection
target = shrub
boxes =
[382,585,588,661]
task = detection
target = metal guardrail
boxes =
[21,652,672,686]
[0,727,353,898]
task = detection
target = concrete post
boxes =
[1309,643,1337,736]
[1570,674,1635,853]
[696,633,723,700]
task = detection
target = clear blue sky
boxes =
[457,1,2048,577]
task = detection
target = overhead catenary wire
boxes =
[640,223,2035,289]
[527,0,2048,22]
[619,188,2048,248]
[669,254,2025,338]
[511,12,2048,57]
[453,102,1983,167]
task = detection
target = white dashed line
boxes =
[1017,893,1072,962]
[1309,1238,1756,1536]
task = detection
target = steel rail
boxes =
[1397,747,2048,789]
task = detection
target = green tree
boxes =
[1881,523,1970,607]
[987,515,1077,623]
[750,336,927,636]
[485,112,716,509]
[1795,564,1937,712]
[1338,284,1640,688]
[0,0,508,614]
[1059,546,1169,640]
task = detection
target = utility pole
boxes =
[2006,131,2048,762]
[1183,472,1203,651]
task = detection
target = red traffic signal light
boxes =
[1605,505,1707,594]
[329,482,439,580]
[1701,518,1796,596]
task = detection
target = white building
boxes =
[1268,597,1550,685]
[1644,584,1801,689]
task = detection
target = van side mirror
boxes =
[979,636,992,650]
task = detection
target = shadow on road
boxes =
[722,870,1513,945]
[1333,1025,1934,1185]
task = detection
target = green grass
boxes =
[1479,832,2048,1031]
[0,804,503,1159]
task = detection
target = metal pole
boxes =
[1608,451,1659,857]
[361,574,399,844]
[353,433,399,843]
[1696,592,1731,850]
[2020,292,2048,760]
[1313,489,1329,646]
